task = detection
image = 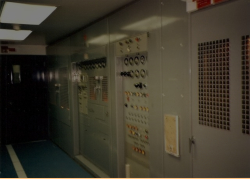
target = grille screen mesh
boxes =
[242,35,250,135]
[102,76,108,102]
[198,39,230,130]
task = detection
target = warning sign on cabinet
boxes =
[197,0,211,9]
[164,115,179,157]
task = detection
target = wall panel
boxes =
[161,0,191,177]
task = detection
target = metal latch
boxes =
[189,136,195,153]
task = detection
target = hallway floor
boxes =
[0,140,93,178]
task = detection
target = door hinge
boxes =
[189,136,195,153]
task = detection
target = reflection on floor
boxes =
[0,140,94,178]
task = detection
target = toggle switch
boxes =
[134,82,143,89]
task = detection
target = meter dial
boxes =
[140,69,147,78]
[124,58,129,66]
[98,63,102,68]
[140,55,146,65]
[95,63,99,69]
[134,56,140,65]
[129,57,134,66]
[129,70,134,78]
[135,70,140,78]
[92,64,95,69]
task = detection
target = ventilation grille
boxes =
[102,76,108,102]
[89,77,96,100]
[242,35,250,135]
[198,39,230,130]
[59,67,69,109]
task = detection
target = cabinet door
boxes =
[191,0,250,177]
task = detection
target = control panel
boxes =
[78,71,88,114]
[76,57,110,174]
[116,33,150,177]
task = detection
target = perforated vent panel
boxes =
[198,39,230,130]
[102,76,108,102]
[242,35,250,135]
[89,77,97,100]
[59,67,69,109]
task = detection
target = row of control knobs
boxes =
[125,91,149,97]
[127,113,148,119]
[120,69,147,78]
[134,82,147,89]
[129,130,149,140]
[127,124,149,134]
[125,104,149,111]
[132,146,146,155]
[124,56,146,66]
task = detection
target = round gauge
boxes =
[95,63,99,69]
[87,65,90,70]
[92,64,95,69]
[124,58,129,66]
[140,69,146,78]
[129,70,134,78]
[135,70,140,78]
[140,55,146,65]
[98,63,102,68]
[129,57,134,66]
[134,56,140,65]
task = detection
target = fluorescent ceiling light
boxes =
[88,34,128,45]
[0,2,57,25]
[121,16,180,31]
[0,29,32,40]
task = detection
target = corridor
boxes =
[0,140,93,178]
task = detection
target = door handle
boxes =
[189,136,195,153]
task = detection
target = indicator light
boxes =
[135,37,140,42]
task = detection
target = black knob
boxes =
[134,83,142,89]
[120,72,124,76]
[138,83,143,89]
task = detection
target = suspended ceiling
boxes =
[0,0,137,45]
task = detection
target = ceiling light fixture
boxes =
[0,29,32,40]
[0,2,57,25]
